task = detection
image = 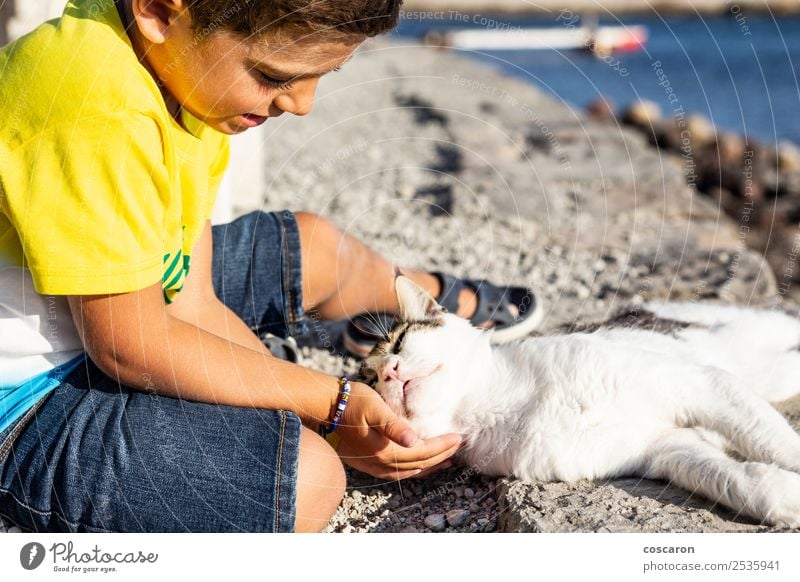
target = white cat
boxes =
[364,277,800,528]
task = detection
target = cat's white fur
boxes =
[366,277,800,527]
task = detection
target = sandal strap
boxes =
[432,272,517,327]
[431,272,464,314]
[467,279,517,327]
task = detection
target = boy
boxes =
[0,0,540,532]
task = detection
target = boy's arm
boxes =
[66,221,331,420]
[67,278,338,424]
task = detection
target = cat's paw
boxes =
[755,468,800,528]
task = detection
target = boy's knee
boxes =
[295,212,341,246]
[295,427,346,532]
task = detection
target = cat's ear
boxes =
[395,276,445,321]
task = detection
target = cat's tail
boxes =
[644,302,800,403]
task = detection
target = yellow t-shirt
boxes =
[0,0,230,388]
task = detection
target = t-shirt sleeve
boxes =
[3,112,171,295]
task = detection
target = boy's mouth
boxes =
[238,113,269,128]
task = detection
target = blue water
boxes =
[393,13,800,145]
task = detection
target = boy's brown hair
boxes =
[187,0,403,40]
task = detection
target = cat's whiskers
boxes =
[360,312,392,339]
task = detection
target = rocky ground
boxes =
[2,39,798,534]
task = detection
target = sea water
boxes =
[394,12,800,145]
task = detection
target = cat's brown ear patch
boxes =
[395,276,445,321]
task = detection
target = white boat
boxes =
[426,25,648,54]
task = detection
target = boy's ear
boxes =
[131,0,185,44]
[395,276,445,321]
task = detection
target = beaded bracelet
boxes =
[319,376,352,438]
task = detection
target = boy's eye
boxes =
[256,71,296,91]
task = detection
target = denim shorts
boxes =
[0,210,308,532]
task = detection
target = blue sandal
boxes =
[343,272,544,358]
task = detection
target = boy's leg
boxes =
[0,359,337,532]
[295,429,345,532]
[295,212,478,320]
[211,210,309,339]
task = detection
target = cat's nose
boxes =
[381,357,401,383]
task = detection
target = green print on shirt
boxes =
[162,249,191,304]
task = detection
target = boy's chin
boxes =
[196,116,261,135]
[213,120,253,135]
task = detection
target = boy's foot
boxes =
[343,272,544,358]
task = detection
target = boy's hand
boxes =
[334,382,462,480]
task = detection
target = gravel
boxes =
[425,514,448,531]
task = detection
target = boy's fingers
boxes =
[380,418,418,448]
[383,468,423,481]
[411,459,455,479]
[384,442,462,471]
[391,432,462,462]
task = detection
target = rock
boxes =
[495,478,764,533]
[446,509,470,528]
[454,486,464,498]
[8,526,21,533]
[778,140,800,173]
[400,526,419,533]
[464,487,475,499]
[622,99,662,129]
[469,503,481,513]
[685,114,717,148]
[424,514,447,531]
[586,97,616,122]
[341,525,353,534]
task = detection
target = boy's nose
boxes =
[273,78,318,116]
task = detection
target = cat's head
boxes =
[362,276,493,437]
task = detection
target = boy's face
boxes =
[133,3,362,134]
